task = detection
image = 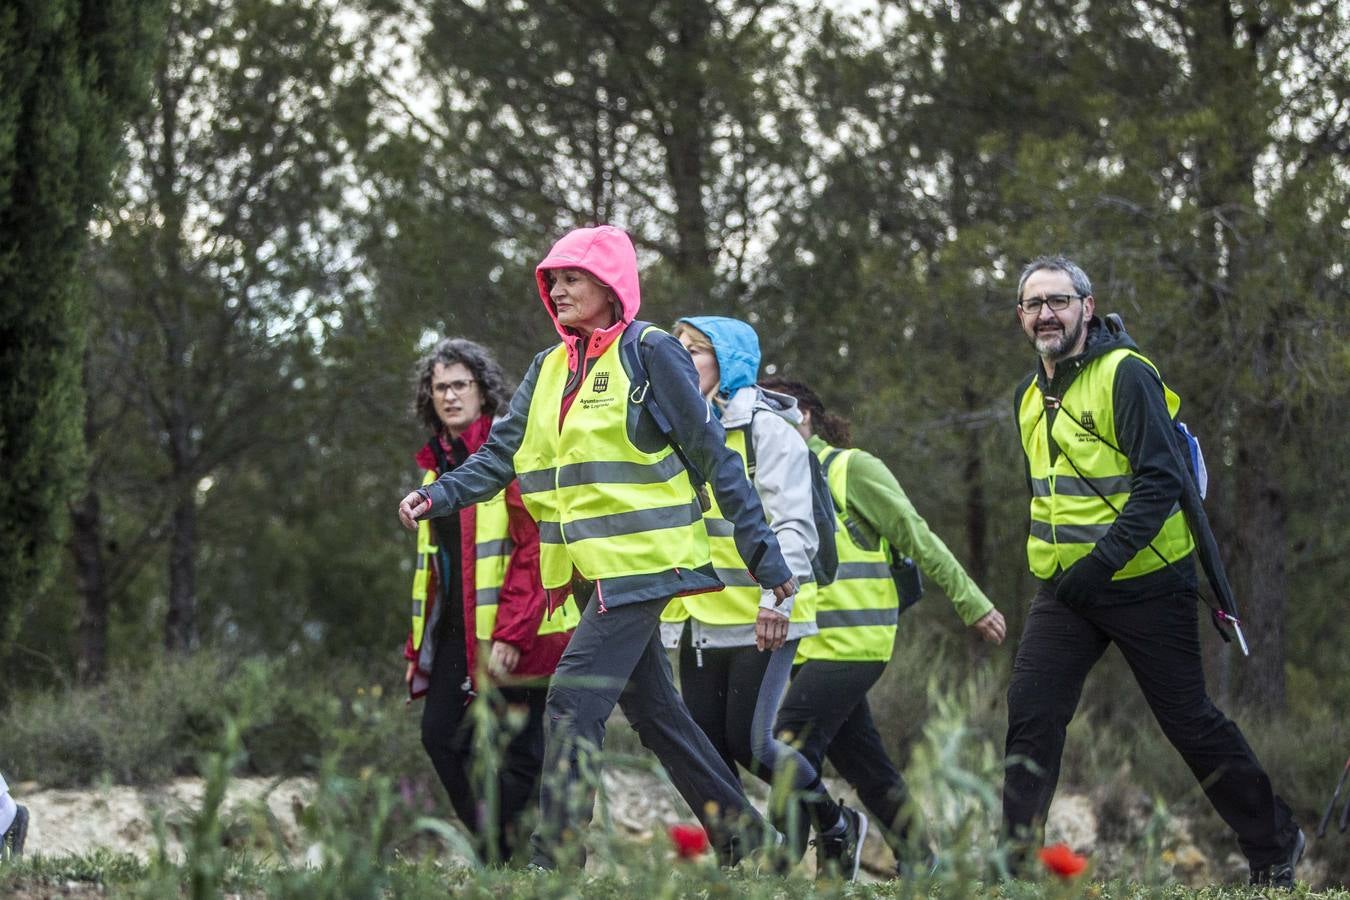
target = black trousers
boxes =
[420,629,548,862]
[528,590,768,869]
[677,628,821,835]
[1003,582,1298,867]
[678,636,772,779]
[774,659,927,862]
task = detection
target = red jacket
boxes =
[404,414,572,697]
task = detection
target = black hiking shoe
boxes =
[814,803,868,881]
[1,805,27,860]
[1249,828,1306,889]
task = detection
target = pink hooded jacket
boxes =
[534,225,641,370]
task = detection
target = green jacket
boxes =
[808,435,993,626]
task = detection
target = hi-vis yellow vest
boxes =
[796,447,901,662]
[1018,348,1194,580]
[662,428,817,627]
[410,470,578,651]
[513,329,710,589]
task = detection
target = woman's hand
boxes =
[398,491,430,530]
[768,577,797,606]
[488,641,522,679]
[755,607,790,652]
[972,609,1007,645]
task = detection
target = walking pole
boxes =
[1317,756,1350,838]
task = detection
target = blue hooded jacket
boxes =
[677,316,760,410]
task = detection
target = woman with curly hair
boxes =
[404,337,579,863]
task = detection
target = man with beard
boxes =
[1002,256,1304,888]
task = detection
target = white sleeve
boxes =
[749,412,819,616]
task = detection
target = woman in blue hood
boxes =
[661,315,870,880]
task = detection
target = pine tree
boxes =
[0,0,166,653]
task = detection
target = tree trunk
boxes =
[164,487,197,653]
[662,1,713,292]
[71,486,109,683]
[961,388,989,586]
[1230,407,1288,711]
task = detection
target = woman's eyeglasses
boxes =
[432,378,477,397]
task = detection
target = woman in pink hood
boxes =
[398,225,797,869]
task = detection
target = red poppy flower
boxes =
[669,823,710,859]
[1038,843,1088,878]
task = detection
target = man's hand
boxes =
[1055,555,1114,609]
[404,661,416,688]
[768,577,797,606]
[488,641,521,679]
[971,609,1007,644]
[398,490,430,530]
[755,607,790,652]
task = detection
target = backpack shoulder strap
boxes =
[428,435,452,476]
[821,447,874,549]
[621,321,708,493]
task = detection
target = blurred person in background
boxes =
[759,376,1006,877]
[397,226,797,870]
[403,338,579,863]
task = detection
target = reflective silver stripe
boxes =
[562,501,703,542]
[1055,474,1132,497]
[411,600,423,616]
[1052,522,1112,543]
[1029,520,1110,543]
[705,518,735,537]
[1032,475,1131,497]
[834,561,892,581]
[538,521,564,543]
[519,457,686,494]
[816,608,898,629]
[517,468,556,494]
[476,588,500,606]
[476,539,513,559]
[713,567,758,588]
[555,455,685,489]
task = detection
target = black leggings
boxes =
[420,632,547,862]
[677,626,822,819]
[774,659,926,861]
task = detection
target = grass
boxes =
[1,647,1347,894]
[4,853,1350,899]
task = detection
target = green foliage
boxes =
[0,651,428,788]
[0,0,167,666]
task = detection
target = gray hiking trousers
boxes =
[528,586,771,868]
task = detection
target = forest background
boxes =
[0,0,1346,889]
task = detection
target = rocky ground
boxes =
[13,766,1324,887]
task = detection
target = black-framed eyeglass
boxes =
[1016,293,1082,314]
[432,378,477,397]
